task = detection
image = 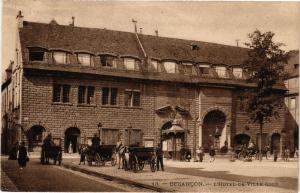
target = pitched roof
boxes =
[20,21,248,65]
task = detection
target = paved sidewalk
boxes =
[164,158,298,178]
[63,159,297,193]
[1,168,18,191]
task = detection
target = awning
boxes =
[162,119,185,135]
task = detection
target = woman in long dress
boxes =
[18,141,28,169]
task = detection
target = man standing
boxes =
[156,143,164,171]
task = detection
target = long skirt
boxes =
[18,157,27,167]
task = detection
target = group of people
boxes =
[115,140,164,171]
[8,141,29,169]
[195,145,216,162]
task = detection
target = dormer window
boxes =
[232,67,243,78]
[150,60,158,71]
[53,51,67,64]
[77,53,93,66]
[198,64,210,75]
[124,58,140,71]
[100,55,116,68]
[215,66,227,78]
[28,47,45,62]
[163,61,176,73]
[182,63,194,74]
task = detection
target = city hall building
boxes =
[1,12,293,158]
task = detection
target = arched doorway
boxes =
[271,133,281,154]
[202,110,226,152]
[28,125,45,152]
[65,127,80,153]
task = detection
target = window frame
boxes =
[52,84,71,104]
[52,51,68,65]
[78,86,95,105]
[163,61,177,73]
[28,47,47,62]
[77,53,93,67]
[182,62,194,75]
[100,55,117,68]
[215,66,227,78]
[198,64,210,75]
[101,87,118,106]
[232,67,243,79]
[124,89,141,107]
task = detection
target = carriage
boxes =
[86,145,117,166]
[123,147,156,173]
[41,144,62,165]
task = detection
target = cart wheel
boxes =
[150,157,157,172]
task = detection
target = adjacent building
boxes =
[1,12,289,158]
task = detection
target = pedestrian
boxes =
[78,144,87,165]
[209,145,215,162]
[9,142,19,160]
[273,147,278,162]
[294,148,299,160]
[116,140,125,169]
[68,142,73,154]
[156,143,164,171]
[283,146,290,162]
[196,146,204,162]
[17,141,29,169]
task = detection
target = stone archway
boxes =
[27,125,46,152]
[65,127,81,153]
[202,110,226,152]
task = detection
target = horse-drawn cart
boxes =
[86,145,117,166]
[124,147,156,173]
[41,144,62,165]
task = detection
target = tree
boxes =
[244,30,288,161]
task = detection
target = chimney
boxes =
[16,10,24,28]
[235,39,240,47]
[132,19,137,33]
[139,28,143,34]
[71,16,75,26]
[155,30,158,37]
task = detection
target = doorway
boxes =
[65,127,80,153]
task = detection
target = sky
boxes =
[1,0,299,76]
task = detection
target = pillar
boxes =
[198,123,202,148]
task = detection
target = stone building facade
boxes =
[1,12,289,158]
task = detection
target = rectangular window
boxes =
[183,63,193,74]
[78,86,86,104]
[78,86,95,105]
[53,84,70,103]
[163,61,176,73]
[150,60,158,71]
[53,52,67,64]
[111,88,118,105]
[124,90,140,107]
[101,56,116,68]
[62,85,70,103]
[87,86,95,104]
[77,53,91,66]
[125,129,142,146]
[53,84,61,102]
[233,68,243,78]
[215,66,227,78]
[29,51,44,61]
[101,87,118,106]
[124,58,135,70]
[102,87,109,105]
[198,64,210,75]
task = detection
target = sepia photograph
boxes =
[1,0,299,192]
